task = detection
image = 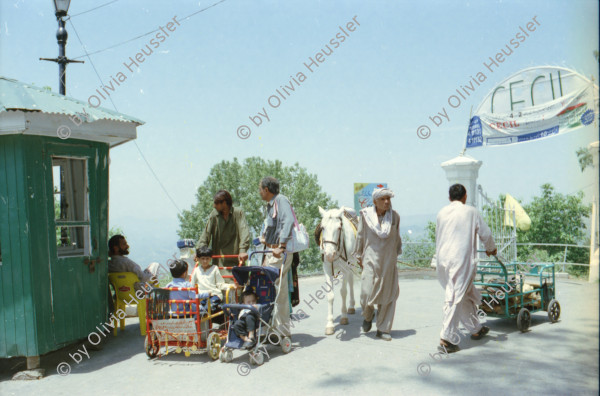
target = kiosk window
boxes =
[53,157,90,257]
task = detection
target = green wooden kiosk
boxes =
[0,76,143,368]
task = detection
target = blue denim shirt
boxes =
[166,278,196,313]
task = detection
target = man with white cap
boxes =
[353,188,402,341]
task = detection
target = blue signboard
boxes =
[354,183,387,214]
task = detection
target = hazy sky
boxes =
[1,0,598,265]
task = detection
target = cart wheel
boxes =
[547,299,561,323]
[517,308,531,332]
[281,336,292,354]
[250,351,264,366]
[145,332,159,359]
[207,332,221,360]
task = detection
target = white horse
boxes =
[317,206,360,335]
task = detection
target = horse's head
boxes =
[318,206,344,263]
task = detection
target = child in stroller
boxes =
[231,288,260,349]
[220,263,292,365]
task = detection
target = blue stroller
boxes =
[220,260,292,365]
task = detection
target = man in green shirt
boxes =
[197,190,250,267]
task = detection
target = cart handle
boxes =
[476,251,509,281]
[539,263,556,285]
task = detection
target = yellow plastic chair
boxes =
[108,272,147,336]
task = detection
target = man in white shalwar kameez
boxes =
[354,188,402,341]
[435,184,496,353]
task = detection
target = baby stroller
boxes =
[220,257,292,366]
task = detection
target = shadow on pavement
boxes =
[0,321,145,381]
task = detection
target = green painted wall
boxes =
[0,134,110,357]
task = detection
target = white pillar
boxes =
[441,154,483,207]
[588,141,599,283]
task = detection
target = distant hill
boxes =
[111,215,181,271]
[115,212,437,270]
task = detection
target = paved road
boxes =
[1,272,598,395]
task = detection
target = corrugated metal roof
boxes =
[0,76,144,125]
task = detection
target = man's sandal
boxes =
[438,340,460,353]
[470,326,489,340]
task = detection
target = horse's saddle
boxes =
[343,210,358,230]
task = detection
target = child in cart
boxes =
[165,259,196,314]
[232,288,260,349]
[191,247,227,311]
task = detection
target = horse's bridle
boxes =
[321,218,347,262]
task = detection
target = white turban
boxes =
[363,188,395,239]
[372,188,394,201]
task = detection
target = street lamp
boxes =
[40,0,84,95]
[54,0,71,18]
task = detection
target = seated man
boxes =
[165,259,197,315]
[191,247,229,311]
[108,234,159,290]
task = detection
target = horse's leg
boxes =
[339,265,349,325]
[347,270,356,314]
[323,261,335,335]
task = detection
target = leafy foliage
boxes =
[109,226,125,238]
[517,183,591,277]
[178,157,337,273]
[425,221,436,242]
[576,147,593,172]
[397,220,437,268]
[399,233,435,268]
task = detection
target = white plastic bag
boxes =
[286,208,309,253]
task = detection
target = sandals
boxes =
[438,340,460,353]
[470,326,489,340]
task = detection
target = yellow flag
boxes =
[504,194,531,231]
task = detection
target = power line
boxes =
[71,0,226,60]
[177,0,226,23]
[67,18,182,214]
[132,140,182,213]
[67,0,119,19]
[72,28,159,60]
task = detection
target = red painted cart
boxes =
[144,283,238,359]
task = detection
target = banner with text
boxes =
[466,66,599,148]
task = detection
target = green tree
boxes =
[399,232,435,268]
[426,220,436,242]
[109,226,125,238]
[178,157,337,273]
[517,183,591,277]
[576,147,593,172]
